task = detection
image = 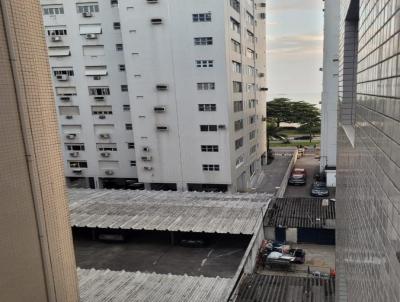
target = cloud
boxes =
[269,0,322,11]
[267,34,323,56]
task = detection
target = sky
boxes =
[267,0,324,105]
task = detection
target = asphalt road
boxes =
[284,154,320,198]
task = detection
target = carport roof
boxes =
[264,197,336,229]
[69,189,272,235]
[78,268,232,302]
[236,274,335,302]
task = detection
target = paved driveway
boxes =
[256,155,292,194]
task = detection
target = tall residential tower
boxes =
[40,0,267,192]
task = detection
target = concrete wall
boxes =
[0,0,79,300]
[276,150,298,197]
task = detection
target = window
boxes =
[47,28,67,36]
[116,44,123,51]
[43,5,64,15]
[247,83,256,92]
[234,100,243,112]
[130,161,136,167]
[235,137,244,150]
[77,3,99,13]
[111,0,118,7]
[89,87,110,95]
[196,60,214,68]
[246,11,255,26]
[231,39,241,53]
[97,143,117,151]
[236,155,244,167]
[53,68,74,77]
[119,64,126,71]
[233,81,242,93]
[230,0,240,13]
[121,85,128,92]
[250,144,257,154]
[59,106,80,116]
[126,123,133,130]
[123,105,131,111]
[201,145,219,152]
[193,13,212,22]
[56,87,77,96]
[249,99,257,108]
[234,119,244,131]
[92,106,113,115]
[127,143,135,149]
[194,37,213,45]
[246,30,255,43]
[230,18,240,34]
[48,46,70,57]
[113,22,121,29]
[197,82,215,90]
[246,48,255,59]
[246,65,256,76]
[65,143,85,151]
[249,114,256,124]
[202,164,220,171]
[232,61,242,73]
[249,130,256,140]
[69,161,88,168]
[198,104,216,111]
[200,125,218,132]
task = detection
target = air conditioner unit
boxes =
[156,84,168,91]
[105,170,114,175]
[93,75,101,80]
[86,33,97,39]
[154,106,166,112]
[51,36,62,42]
[156,126,168,131]
[141,156,152,162]
[66,134,76,139]
[259,13,266,19]
[82,12,93,17]
[72,169,83,174]
[94,96,105,101]
[151,18,163,25]
[57,74,69,81]
[218,124,226,129]
[101,152,111,158]
[258,73,265,77]
[98,115,106,119]
[65,115,73,119]
[70,152,80,157]
[142,146,150,152]
[60,96,71,102]
[99,133,110,139]
[144,166,153,171]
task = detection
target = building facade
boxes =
[0,0,79,301]
[40,0,267,192]
[336,0,400,301]
[320,0,340,187]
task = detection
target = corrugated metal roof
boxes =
[78,268,232,302]
[264,197,336,229]
[236,274,335,302]
[69,189,272,235]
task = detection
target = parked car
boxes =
[288,168,307,185]
[310,181,329,197]
[180,238,207,248]
[289,248,306,264]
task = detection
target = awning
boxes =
[79,24,102,35]
[48,47,70,57]
[85,66,108,76]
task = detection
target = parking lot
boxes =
[285,154,320,198]
[74,229,250,278]
[258,243,335,278]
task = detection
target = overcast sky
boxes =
[267,0,324,105]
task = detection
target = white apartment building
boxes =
[320,0,339,187]
[40,0,267,192]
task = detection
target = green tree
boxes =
[267,98,294,127]
[267,121,288,151]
